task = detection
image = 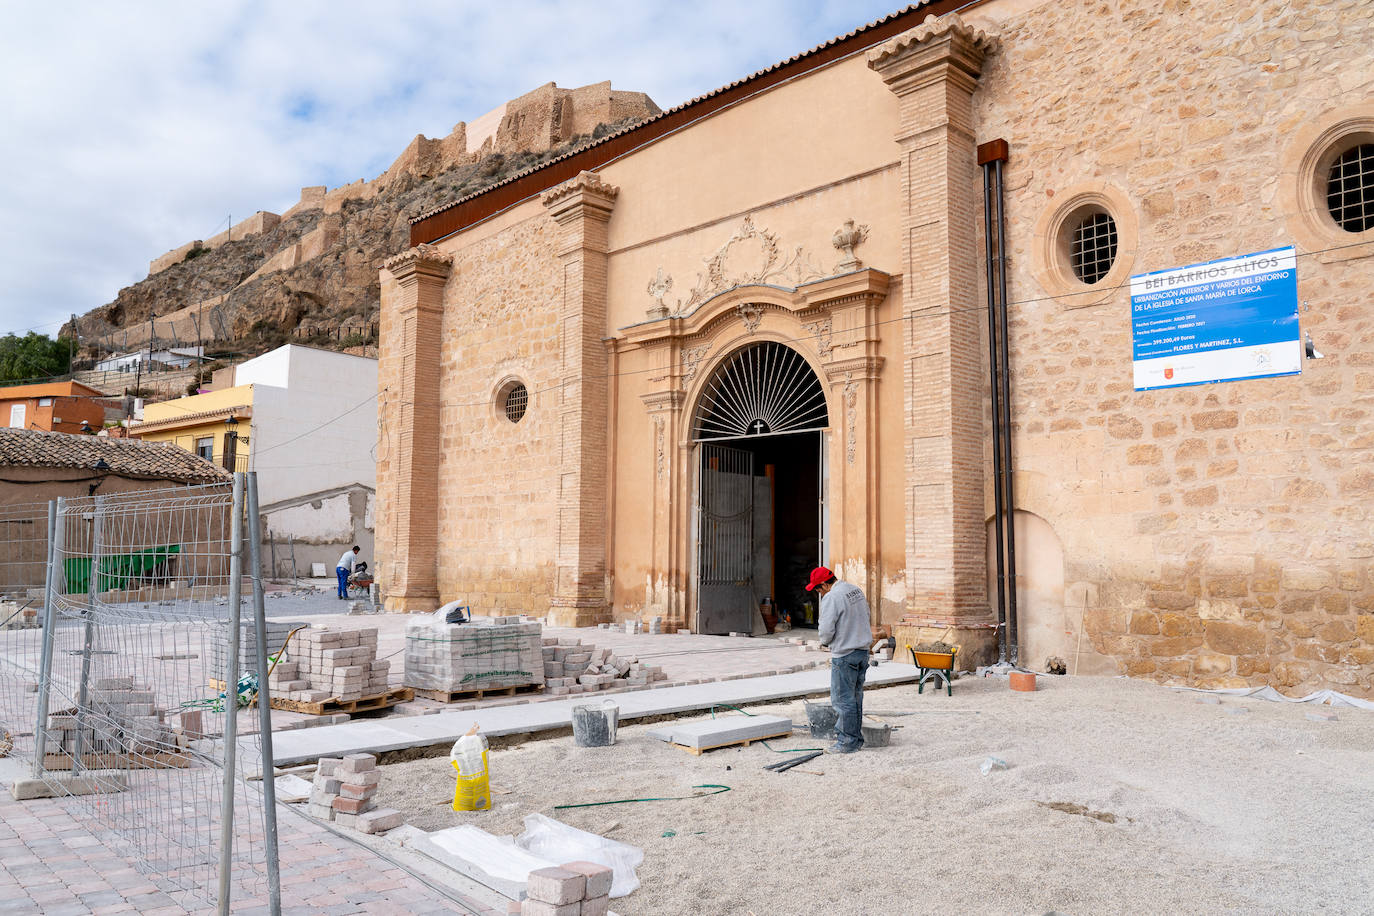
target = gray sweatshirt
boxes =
[818,581,871,657]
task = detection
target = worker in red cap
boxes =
[806,566,872,753]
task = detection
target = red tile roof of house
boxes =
[0,427,231,482]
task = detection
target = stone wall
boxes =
[975,0,1374,694]
[431,214,565,616]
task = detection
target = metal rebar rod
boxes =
[33,500,60,778]
[72,495,103,774]
[217,473,245,916]
[245,473,282,915]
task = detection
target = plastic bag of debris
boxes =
[517,813,644,898]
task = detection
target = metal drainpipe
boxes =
[979,146,1009,664]
[993,153,1019,665]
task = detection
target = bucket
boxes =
[1010,671,1037,692]
[860,722,892,748]
[571,701,620,747]
[451,752,491,811]
[804,700,838,739]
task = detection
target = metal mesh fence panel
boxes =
[0,500,50,764]
[28,478,279,911]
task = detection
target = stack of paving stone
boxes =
[306,753,404,834]
[42,676,188,760]
[282,626,386,703]
[0,599,39,630]
[208,619,296,684]
[541,637,668,696]
[515,861,615,916]
[403,616,544,693]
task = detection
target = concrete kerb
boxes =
[269,663,922,766]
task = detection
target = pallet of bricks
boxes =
[274,626,396,711]
[542,636,668,695]
[404,616,544,700]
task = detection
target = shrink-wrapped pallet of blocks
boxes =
[403,616,544,694]
[280,626,387,703]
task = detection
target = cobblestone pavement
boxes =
[0,786,491,915]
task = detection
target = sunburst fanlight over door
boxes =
[692,342,829,441]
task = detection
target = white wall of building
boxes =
[243,345,378,508]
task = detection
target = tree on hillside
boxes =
[0,332,76,382]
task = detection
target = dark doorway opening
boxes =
[697,430,822,634]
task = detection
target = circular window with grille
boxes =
[1032,183,1136,306]
[1280,107,1374,261]
[1327,142,1374,233]
[501,382,528,423]
[1068,210,1119,284]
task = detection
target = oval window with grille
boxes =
[1327,143,1374,233]
[692,342,828,441]
[502,383,528,423]
[1068,210,1118,285]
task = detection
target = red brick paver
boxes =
[0,787,490,914]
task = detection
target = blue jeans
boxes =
[336,567,349,598]
[830,648,869,749]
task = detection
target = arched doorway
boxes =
[692,341,830,634]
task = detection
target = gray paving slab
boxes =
[644,714,792,748]
[270,662,920,765]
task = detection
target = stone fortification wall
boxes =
[975,0,1374,695]
[145,81,659,280]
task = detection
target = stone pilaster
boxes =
[868,14,999,659]
[380,244,451,612]
[542,171,618,626]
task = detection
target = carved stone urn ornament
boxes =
[832,219,870,273]
[646,267,674,319]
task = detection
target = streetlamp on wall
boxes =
[224,415,249,471]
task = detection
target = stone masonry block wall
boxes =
[976,0,1374,695]
[433,215,564,616]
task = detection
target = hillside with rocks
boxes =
[69,82,659,361]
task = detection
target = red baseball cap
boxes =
[805,566,834,591]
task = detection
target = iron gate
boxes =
[698,444,754,634]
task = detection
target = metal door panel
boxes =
[698,444,753,635]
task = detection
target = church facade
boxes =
[376,0,1374,696]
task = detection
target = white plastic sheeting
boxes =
[1175,684,1374,710]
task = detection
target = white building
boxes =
[95,347,205,372]
[135,344,378,578]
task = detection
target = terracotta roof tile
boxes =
[0,427,232,483]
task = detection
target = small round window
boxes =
[1327,143,1374,233]
[1068,210,1118,285]
[503,383,528,423]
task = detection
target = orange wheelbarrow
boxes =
[910,646,958,696]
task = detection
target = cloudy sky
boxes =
[0,0,911,340]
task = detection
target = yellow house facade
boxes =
[134,385,252,472]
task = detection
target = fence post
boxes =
[245,473,282,914]
[71,495,103,773]
[32,500,60,777]
[217,473,245,916]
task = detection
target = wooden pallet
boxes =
[669,728,794,756]
[209,681,414,715]
[411,683,544,703]
[43,751,193,770]
[269,687,414,715]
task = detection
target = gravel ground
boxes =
[371,674,1373,916]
